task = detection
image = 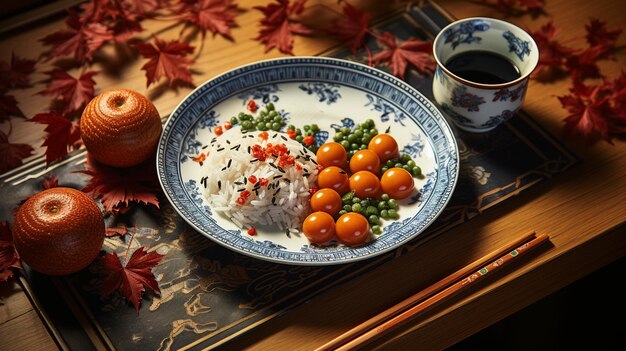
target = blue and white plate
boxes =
[157,57,459,265]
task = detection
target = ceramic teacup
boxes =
[432,17,539,133]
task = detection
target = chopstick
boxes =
[316,231,549,351]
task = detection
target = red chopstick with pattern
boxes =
[316,231,549,351]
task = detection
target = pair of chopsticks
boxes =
[316,230,550,351]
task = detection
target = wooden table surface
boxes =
[1,0,625,350]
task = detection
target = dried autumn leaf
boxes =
[134,37,195,87]
[564,45,605,80]
[101,247,163,312]
[254,0,313,54]
[327,2,371,54]
[106,226,131,238]
[28,112,81,165]
[177,0,240,39]
[585,18,623,48]
[372,32,435,79]
[76,155,160,212]
[38,69,98,114]
[0,128,34,174]
[42,175,59,189]
[0,92,24,122]
[0,53,37,90]
[530,21,575,74]
[40,10,113,63]
[0,221,22,282]
[558,80,616,143]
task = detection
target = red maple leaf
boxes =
[28,112,82,165]
[558,80,618,143]
[530,22,575,74]
[474,0,545,15]
[254,0,313,54]
[100,247,163,312]
[40,10,113,63]
[327,2,371,54]
[585,18,623,48]
[106,226,131,238]
[372,32,435,79]
[564,45,605,81]
[177,0,240,39]
[121,0,160,18]
[76,155,160,212]
[38,69,98,114]
[0,127,34,174]
[134,37,195,87]
[0,53,37,90]
[0,221,22,282]
[0,92,24,122]
[42,175,59,189]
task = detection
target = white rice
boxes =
[202,128,319,231]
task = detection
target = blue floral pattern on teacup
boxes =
[443,19,490,49]
[492,86,525,102]
[503,30,531,61]
[481,109,517,128]
[451,86,485,112]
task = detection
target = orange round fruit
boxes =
[80,88,162,168]
[12,187,105,276]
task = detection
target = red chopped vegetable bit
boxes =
[259,178,269,186]
[247,227,256,235]
[251,144,266,161]
[224,121,232,130]
[235,197,246,205]
[295,164,303,171]
[303,135,314,146]
[192,153,206,164]
[241,190,251,198]
[248,175,258,183]
[215,126,223,136]
[287,129,297,139]
[258,131,269,140]
[247,100,258,112]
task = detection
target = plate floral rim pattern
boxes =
[157,57,459,265]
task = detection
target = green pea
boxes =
[381,166,389,173]
[267,103,275,111]
[372,225,382,235]
[381,194,390,201]
[354,130,363,138]
[407,160,416,168]
[351,143,360,151]
[361,137,370,144]
[368,215,380,225]
[412,166,422,177]
[341,127,350,134]
[265,122,273,129]
[347,134,357,143]
[351,203,362,212]
[388,199,398,209]
[296,135,304,142]
[311,124,319,132]
[403,165,411,172]
[343,204,352,211]
[359,144,367,150]
[272,122,282,131]
[370,128,378,135]
[230,117,238,124]
[295,128,302,135]
[377,201,388,210]
[338,210,347,216]
[365,119,375,127]
[242,121,252,129]
[334,132,344,140]
[380,209,389,219]
[256,122,265,130]
[287,124,295,130]
[304,125,310,131]
[388,209,399,219]
[401,154,411,163]
[386,160,394,167]
[366,206,378,216]
[352,197,361,204]
[342,191,355,202]
[341,140,350,149]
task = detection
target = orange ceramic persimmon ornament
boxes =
[80,88,162,167]
[12,187,105,276]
